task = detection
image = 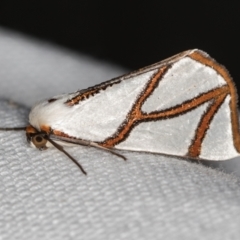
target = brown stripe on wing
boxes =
[188,92,228,158]
[142,86,229,120]
[189,51,240,153]
[65,81,121,106]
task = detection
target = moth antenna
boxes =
[89,142,127,161]
[49,135,127,161]
[47,137,87,175]
[0,127,26,131]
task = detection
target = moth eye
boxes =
[32,135,47,149]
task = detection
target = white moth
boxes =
[1,49,239,174]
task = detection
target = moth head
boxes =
[24,125,88,174]
[26,125,48,150]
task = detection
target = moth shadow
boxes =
[139,150,240,177]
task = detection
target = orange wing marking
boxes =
[188,92,228,157]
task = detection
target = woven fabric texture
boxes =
[0,27,240,240]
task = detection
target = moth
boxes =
[1,49,239,174]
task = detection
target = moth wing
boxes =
[29,49,240,161]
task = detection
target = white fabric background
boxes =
[0,27,240,240]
